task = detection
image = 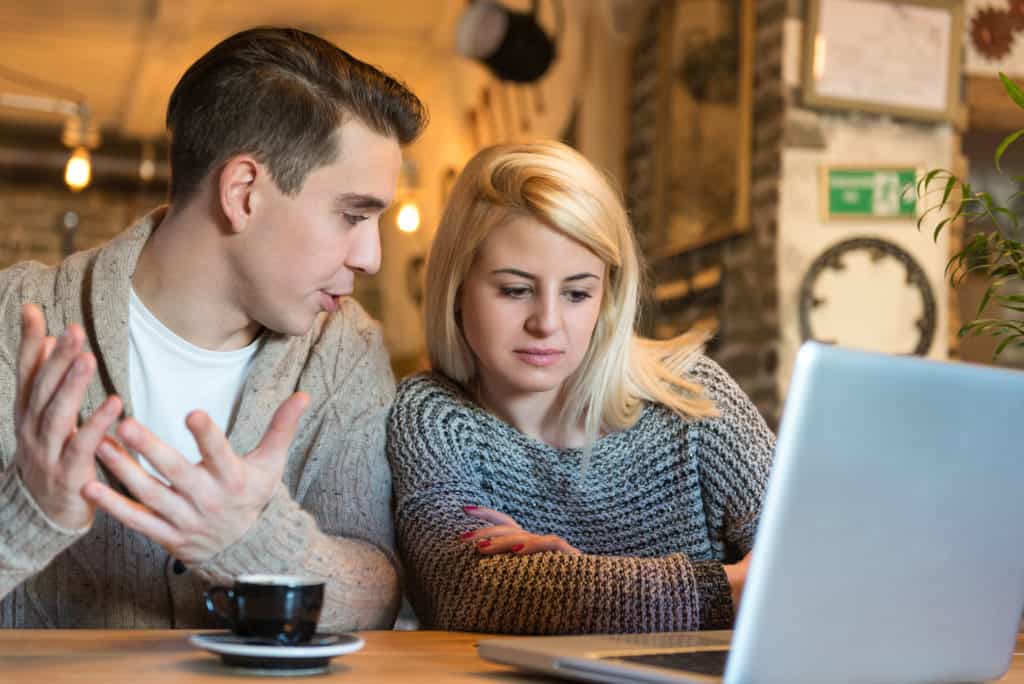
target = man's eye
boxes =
[344,213,368,226]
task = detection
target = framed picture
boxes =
[627,0,754,261]
[802,0,963,122]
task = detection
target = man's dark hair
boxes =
[165,27,428,203]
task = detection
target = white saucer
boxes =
[189,632,364,675]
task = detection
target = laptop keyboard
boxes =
[607,650,731,676]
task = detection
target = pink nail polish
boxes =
[459,531,475,540]
[510,544,525,553]
[462,505,478,511]
[477,540,491,548]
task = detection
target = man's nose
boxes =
[347,221,382,275]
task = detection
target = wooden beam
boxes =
[966,75,1023,132]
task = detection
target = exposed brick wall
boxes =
[0,185,166,270]
[715,0,785,427]
[626,0,785,428]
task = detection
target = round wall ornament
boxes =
[799,237,936,356]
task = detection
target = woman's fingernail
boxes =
[477,540,491,548]
[97,441,116,460]
[459,531,475,540]
[462,505,478,511]
[510,544,525,553]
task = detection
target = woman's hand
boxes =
[460,505,581,556]
[724,550,753,611]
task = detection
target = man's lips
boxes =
[514,349,564,367]
[319,290,343,312]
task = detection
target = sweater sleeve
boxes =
[0,263,89,600]
[388,377,734,635]
[194,309,400,631]
[689,358,776,556]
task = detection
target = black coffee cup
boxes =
[204,574,325,645]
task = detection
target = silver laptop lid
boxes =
[478,343,1024,684]
[728,342,1024,684]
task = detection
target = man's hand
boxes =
[724,550,753,612]
[81,392,309,563]
[13,304,122,530]
[460,505,581,556]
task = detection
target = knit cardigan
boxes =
[388,357,775,634]
[0,208,400,630]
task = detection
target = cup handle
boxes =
[204,586,235,627]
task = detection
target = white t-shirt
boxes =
[128,288,260,483]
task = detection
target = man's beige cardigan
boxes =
[0,209,400,630]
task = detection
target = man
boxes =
[0,27,426,630]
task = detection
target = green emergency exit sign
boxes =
[823,168,917,219]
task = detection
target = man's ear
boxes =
[219,156,259,233]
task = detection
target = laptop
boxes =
[478,342,1024,684]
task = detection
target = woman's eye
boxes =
[565,290,592,303]
[500,286,531,298]
[344,213,368,226]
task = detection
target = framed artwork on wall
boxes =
[628,0,754,261]
[625,0,754,342]
[802,0,964,122]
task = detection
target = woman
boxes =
[387,141,774,634]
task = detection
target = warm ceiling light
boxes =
[397,202,421,233]
[138,140,156,182]
[64,147,91,192]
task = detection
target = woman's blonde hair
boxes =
[425,141,718,450]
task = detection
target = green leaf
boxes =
[994,335,1016,358]
[919,168,944,194]
[978,285,995,315]
[918,201,945,231]
[995,129,1024,172]
[940,175,956,207]
[999,72,1024,110]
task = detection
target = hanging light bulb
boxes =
[397,202,421,233]
[138,140,156,182]
[64,147,91,192]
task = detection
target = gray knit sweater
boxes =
[388,357,775,634]
[0,208,400,630]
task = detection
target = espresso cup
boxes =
[204,574,325,645]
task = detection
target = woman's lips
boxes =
[514,349,563,367]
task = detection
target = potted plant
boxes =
[915,72,1024,359]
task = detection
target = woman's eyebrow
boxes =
[489,268,600,282]
[490,268,536,279]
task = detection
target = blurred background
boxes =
[0,0,1021,428]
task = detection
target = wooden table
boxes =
[0,630,1022,683]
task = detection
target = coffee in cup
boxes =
[204,574,325,645]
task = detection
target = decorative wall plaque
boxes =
[799,237,937,356]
